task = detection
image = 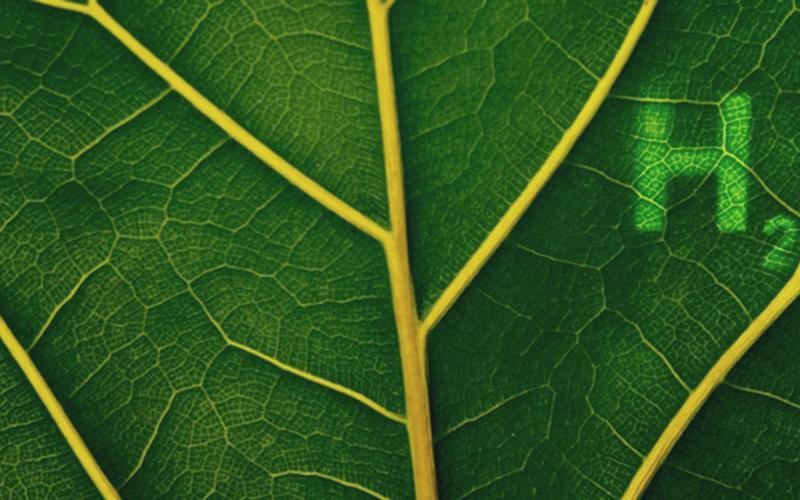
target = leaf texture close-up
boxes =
[0,0,798,498]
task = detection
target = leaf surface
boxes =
[0,0,798,499]
[648,301,800,498]
[0,328,98,498]
[428,1,800,497]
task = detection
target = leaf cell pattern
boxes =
[0,0,798,499]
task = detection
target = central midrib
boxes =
[366,0,438,498]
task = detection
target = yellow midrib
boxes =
[623,264,800,499]
[366,0,437,498]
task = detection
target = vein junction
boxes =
[23,0,431,497]
[22,3,407,408]
[2,1,412,498]
[34,0,389,245]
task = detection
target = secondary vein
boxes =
[0,314,120,500]
[418,0,660,340]
[622,264,800,499]
[32,0,389,245]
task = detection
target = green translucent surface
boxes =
[633,93,750,233]
[0,0,798,498]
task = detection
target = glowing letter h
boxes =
[634,93,750,232]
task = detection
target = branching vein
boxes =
[367,0,437,497]
[32,0,389,245]
[419,0,660,339]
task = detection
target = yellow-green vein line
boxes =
[0,315,119,500]
[623,264,800,499]
[32,0,390,244]
[367,0,437,498]
[419,0,659,339]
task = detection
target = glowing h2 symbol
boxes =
[634,93,751,232]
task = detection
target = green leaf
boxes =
[0,0,798,499]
